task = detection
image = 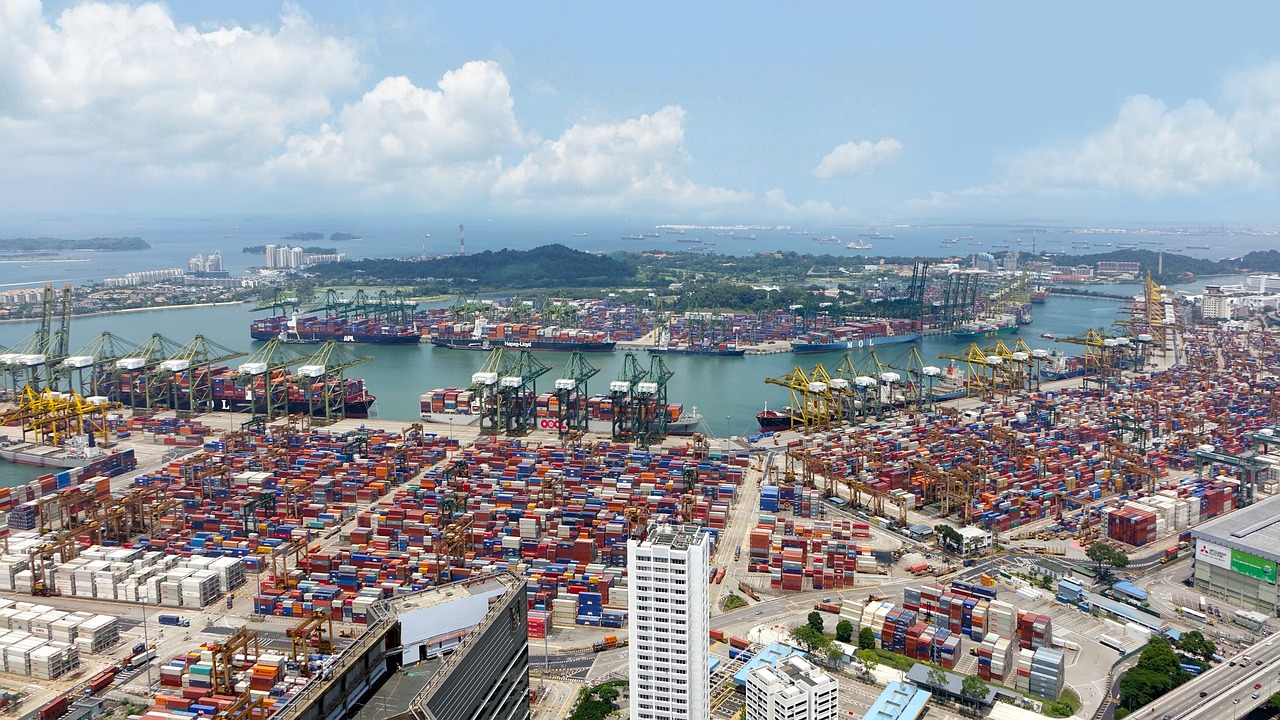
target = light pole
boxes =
[724,415,731,457]
[140,601,153,689]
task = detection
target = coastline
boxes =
[0,299,251,325]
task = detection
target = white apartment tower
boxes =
[745,655,840,720]
[628,524,711,720]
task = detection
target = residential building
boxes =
[744,655,839,720]
[628,524,711,720]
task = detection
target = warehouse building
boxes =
[1191,494,1280,616]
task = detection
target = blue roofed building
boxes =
[1112,581,1149,603]
[864,680,932,720]
[734,642,804,687]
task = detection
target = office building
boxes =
[1192,493,1280,615]
[744,655,839,720]
[628,524,711,720]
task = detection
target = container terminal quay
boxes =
[0,281,1279,720]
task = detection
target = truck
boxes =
[813,602,842,614]
[1160,546,1179,563]
[126,649,157,671]
[157,614,189,627]
[38,695,68,720]
[88,666,117,693]
[907,562,931,576]
[591,635,625,652]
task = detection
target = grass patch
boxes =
[873,648,916,672]
[1039,688,1082,718]
[722,594,748,611]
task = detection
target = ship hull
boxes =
[419,411,701,435]
[756,411,800,430]
[952,325,1018,341]
[429,338,617,352]
[249,330,420,344]
[647,347,745,357]
[790,333,919,354]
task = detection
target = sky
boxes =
[5,1,1280,226]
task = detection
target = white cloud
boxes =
[1010,95,1261,195]
[812,137,903,180]
[492,106,752,212]
[0,0,362,173]
[265,61,530,200]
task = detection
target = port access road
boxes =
[1141,635,1280,719]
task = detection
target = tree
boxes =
[836,619,854,643]
[1270,692,1280,713]
[859,627,876,650]
[807,611,825,633]
[961,675,989,707]
[790,625,829,654]
[597,686,619,707]
[927,665,950,692]
[856,649,879,680]
[1174,630,1216,662]
[935,524,963,553]
[1086,542,1130,575]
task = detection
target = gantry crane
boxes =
[939,343,1014,401]
[97,333,185,411]
[632,354,674,449]
[469,348,505,436]
[0,284,73,394]
[149,335,247,413]
[552,351,598,438]
[439,514,475,583]
[764,366,835,431]
[609,352,648,441]
[269,538,311,589]
[231,339,307,420]
[290,341,374,424]
[53,332,138,399]
[496,350,552,436]
[211,626,262,695]
[1054,329,1123,393]
[0,386,122,450]
[288,611,334,668]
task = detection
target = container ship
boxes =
[1040,353,1087,381]
[428,319,616,352]
[952,314,1019,341]
[756,404,801,430]
[1030,287,1050,304]
[790,319,920,354]
[647,344,745,357]
[250,314,420,344]
[101,366,376,418]
[420,388,702,434]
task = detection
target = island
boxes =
[0,236,150,253]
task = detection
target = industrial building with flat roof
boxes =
[1191,493,1280,615]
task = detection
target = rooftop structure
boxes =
[744,654,840,720]
[863,681,931,720]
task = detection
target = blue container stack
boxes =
[577,591,603,626]
[760,486,779,512]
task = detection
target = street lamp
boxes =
[725,416,731,456]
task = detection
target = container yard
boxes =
[0,286,1276,720]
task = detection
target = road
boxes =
[1142,635,1280,720]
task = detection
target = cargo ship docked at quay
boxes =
[952,313,1019,341]
[250,314,420,344]
[647,345,745,357]
[420,388,702,434]
[789,319,921,354]
[100,365,376,418]
[427,319,616,352]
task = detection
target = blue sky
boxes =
[6,1,1280,225]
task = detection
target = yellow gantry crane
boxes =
[764,366,837,431]
[0,386,122,449]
